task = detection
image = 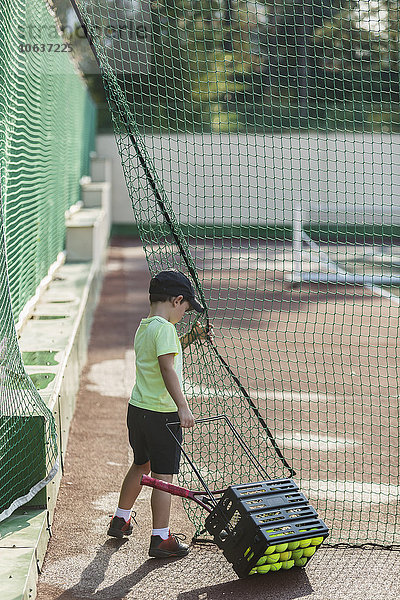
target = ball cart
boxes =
[141,415,329,578]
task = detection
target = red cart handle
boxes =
[141,474,223,512]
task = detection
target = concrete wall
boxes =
[97,133,400,227]
[0,159,111,600]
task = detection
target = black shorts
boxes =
[127,404,182,474]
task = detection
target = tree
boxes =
[51,0,400,132]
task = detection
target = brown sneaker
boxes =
[107,516,133,538]
[149,532,189,558]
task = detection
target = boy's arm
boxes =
[158,353,195,428]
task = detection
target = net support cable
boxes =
[69,0,294,478]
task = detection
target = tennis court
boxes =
[36,239,400,600]
[1,0,399,596]
[179,238,400,547]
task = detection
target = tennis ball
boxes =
[287,541,300,550]
[256,555,268,566]
[281,560,295,570]
[302,546,316,558]
[264,545,276,555]
[310,536,324,546]
[275,543,288,553]
[269,562,282,572]
[257,564,271,574]
[266,553,280,564]
[299,538,311,548]
[279,551,292,562]
[291,549,304,560]
[294,557,308,567]
[244,548,254,561]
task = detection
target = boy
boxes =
[107,270,207,558]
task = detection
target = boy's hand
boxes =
[190,322,215,344]
[180,322,215,350]
[178,406,195,428]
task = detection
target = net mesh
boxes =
[71,0,400,545]
[0,191,59,521]
[0,0,96,520]
[1,0,96,322]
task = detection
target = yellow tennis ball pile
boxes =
[246,537,324,576]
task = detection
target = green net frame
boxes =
[70,0,400,546]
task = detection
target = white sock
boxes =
[152,527,170,540]
[115,507,131,522]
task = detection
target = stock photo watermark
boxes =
[18,21,152,73]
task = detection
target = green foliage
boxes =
[57,0,400,132]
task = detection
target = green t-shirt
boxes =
[130,316,183,413]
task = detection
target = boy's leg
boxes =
[108,461,150,538]
[149,471,189,558]
[118,461,151,509]
[150,472,173,529]
[108,404,152,538]
[142,411,188,557]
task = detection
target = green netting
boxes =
[0,0,96,520]
[0,0,97,322]
[71,0,400,546]
[0,185,58,521]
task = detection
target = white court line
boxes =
[274,432,357,452]
[180,468,399,506]
[299,479,400,505]
[185,383,355,451]
[184,383,337,404]
[262,390,337,403]
[179,467,399,506]
[184,383,399,505]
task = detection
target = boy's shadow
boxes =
[56,538,165,599]
[177,568,313,600]
[53,539,314,600]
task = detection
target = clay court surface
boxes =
[36,238,400,600]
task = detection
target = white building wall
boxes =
[97,133,400,227]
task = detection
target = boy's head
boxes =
[149,270,204,315]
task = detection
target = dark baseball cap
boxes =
[149,270,204,313]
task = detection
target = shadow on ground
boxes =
[55,539,167,599]
[177,568,313,600]
[55,537,313,600]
